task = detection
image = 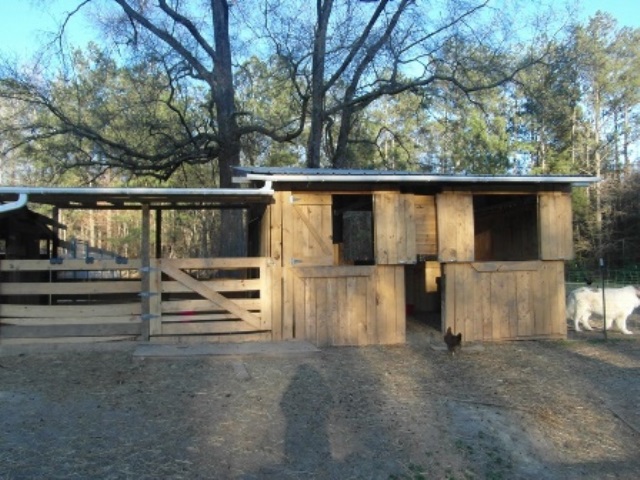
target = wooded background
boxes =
[0,1,639,267]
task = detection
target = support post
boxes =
[155,209,162,259]
[141,203,151,341]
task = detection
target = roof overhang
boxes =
[0,184,274,211]
[233,167,600,188]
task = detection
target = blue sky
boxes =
[0,0,638,58]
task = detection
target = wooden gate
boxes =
[150,258,272,342]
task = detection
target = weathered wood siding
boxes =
[443,261,566,342]
[414,195,437,256]
[374,192,416,264]
[539,192,574,260]
[289,265,405,346]
[437,192,474,262]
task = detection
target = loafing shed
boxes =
[0,169,598,347]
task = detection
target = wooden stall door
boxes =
[443,261,566,342]
[283,193,334,267]
[373,191,416,264]
[436,192,474,263]
[539,192,574,260]
[289,265,405,346]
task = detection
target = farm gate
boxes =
[0,257,272,345]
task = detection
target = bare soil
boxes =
[1,315,639,480]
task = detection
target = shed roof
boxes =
[0,185,274,211]
[233,167,599,187]
[0,168,599,212]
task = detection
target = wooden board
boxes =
[374,192,416,264]
[414,195,437,256]
[161,278,261,294]
[436,192,474,262]
[0,258,142,272]
[0,303,141,318]
[0,323,142,338]
[161,298,261,313]
[539,192,574,260]
[0,281,141,296]
[267,192,284,340]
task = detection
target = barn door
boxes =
[283,193,334,266]
[436,192,474,262]
[373,191,417,264]
[539,192,573,260]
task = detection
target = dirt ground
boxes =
[1,315,639,480]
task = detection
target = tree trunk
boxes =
[212,0,245,257]
[306,0,333,168]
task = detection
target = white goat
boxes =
[566,285,640,334]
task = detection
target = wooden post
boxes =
[155,209,162,259]
[140,204,151,341]
[51,206,60,258]
[148,258,162,336]
[600,258,607,341]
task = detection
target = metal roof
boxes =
[0,167,599,212]
[0,185,274,211]
[233,167,600,186]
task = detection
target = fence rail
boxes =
[0,257,271,345]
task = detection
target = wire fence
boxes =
[566,265,640,291]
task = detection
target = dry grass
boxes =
[1,316,640,480]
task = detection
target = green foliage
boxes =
[1,3,640,263]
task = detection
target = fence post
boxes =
[149,258,162,337]
[140,204,151,341]
[600,258,607,341]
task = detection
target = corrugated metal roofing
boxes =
[233,166,599,186]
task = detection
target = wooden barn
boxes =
[0,169,598,348]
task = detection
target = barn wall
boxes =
[442,260,566,342]
[539,192,574,260]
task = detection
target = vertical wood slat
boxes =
[516,271,533,337]
[437,192,474,262]
[374,266,405,344]
[259,258,270,331]
[374,192,393,264]
[539,192,574,260]
[414,195,437,256]
[270,192,284,340]
[403,194,417,264]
